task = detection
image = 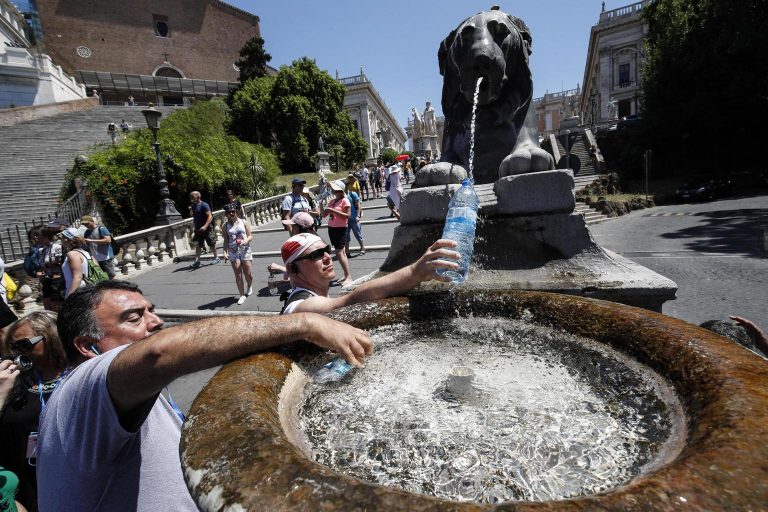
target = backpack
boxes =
[75,249,109,286]
[2,273,18,301]
[99,226,121,257]
[23,246,42,277]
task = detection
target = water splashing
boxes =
[467,76,483,183]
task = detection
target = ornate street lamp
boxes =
[141,103,182,225]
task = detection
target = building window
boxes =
[618,98,631,118]
[76,46,91,58]
[154,15,170,38]
[618,63,630,86]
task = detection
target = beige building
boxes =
[532,87,581,135]
[580,1,649,125]
[339,68,405,166]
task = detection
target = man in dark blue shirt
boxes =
[190,191,220,268]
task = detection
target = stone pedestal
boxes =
[383,170,677,312]
[315,151,331,173]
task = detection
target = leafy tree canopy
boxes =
[642,0,768,173]
[235,35,272,83]
[228,57,367,172]
[63,99,283,232]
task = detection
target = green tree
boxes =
[642,0,768,174]
[63,99,282,232]
[228,57,367,172]
[235,35,272,83]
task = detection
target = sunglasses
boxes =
[294,245,331,263]
[9,335,44,352]
[226,210,237,215]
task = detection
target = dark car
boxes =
[675,179,734,202]
[617,114,641,130]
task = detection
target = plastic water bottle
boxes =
[312,357,354,384]
[437,178,479,284]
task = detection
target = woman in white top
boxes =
[386,165,403,220]
[60,228,91,297]
[222,205,254,305]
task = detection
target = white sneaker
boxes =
[237,295,246,305]
[246,286,253,297]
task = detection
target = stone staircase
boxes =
[549,132,602,192]
[575,200,609,225]
[0,105,180,230]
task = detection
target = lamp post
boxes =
[565,129,572,170]
[141,103,182,226]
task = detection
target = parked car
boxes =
[675,179,734,202]
[617,114,642,130]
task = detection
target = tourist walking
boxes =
[323,180,353,286]
[345,173,362,198]
[345,187,365,257]
[224,189,246,218]
[190,191,219,268]
[81,215,116,280]
[358,165,370,201]
[222,205,254,305]
[386,165,403,221]
[60,228,94,297]
[281,178,312,232]
[371,165,383,198]
[107,122,118,145]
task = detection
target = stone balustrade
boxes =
[112,194,283,275]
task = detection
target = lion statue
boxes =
[415,7,554,186]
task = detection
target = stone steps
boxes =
[0,105,181,229]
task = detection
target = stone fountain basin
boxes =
[180,291,768,511]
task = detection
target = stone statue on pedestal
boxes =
[411,107,422,138]
[423,101,437,136]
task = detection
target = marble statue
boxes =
[423,102,437,136]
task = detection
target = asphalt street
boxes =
[158,191,767,412]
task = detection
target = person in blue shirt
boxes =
[281,178,311,232]
[189,191,220,268]
[345,186,366,257]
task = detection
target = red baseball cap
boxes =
[281,233,323,265]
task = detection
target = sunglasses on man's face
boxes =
[294,245,331,263]
[9,335,44,353]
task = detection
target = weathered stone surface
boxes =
[413,162,468,187]
[493,169,575,215]
[182,291,768,511]
[399,184,460,225]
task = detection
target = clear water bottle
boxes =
[437,178,479,284]
[312,357,354,384]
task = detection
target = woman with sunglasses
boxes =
[1,311,69,512]
[222,205,254,305]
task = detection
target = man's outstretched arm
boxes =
[295,239,459,314]
[108,313,372,418]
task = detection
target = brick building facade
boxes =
[32,0,259,101]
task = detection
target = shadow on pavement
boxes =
[197,296,238,310]
[661,208,768,256]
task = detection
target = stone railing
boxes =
[600,1,646,23]
[112,194,283,275]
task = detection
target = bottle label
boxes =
[446,207,477,223]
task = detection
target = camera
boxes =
[1,354,33,372]
[0,355,33,411]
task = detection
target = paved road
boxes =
[589,193,767,325]
[161,191,768,412]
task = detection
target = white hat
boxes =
[330,180,346,192]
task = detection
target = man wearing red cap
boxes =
[279,233,459,314]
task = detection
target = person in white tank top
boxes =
[222,206,254,305]
[60,228,91,297]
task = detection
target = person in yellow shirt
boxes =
[345,173,361,197]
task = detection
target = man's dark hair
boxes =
[58,280,142,362]
[700,320,756,351]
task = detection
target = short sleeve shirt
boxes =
[37,346,198,511]
[348,191,360,219]
[326,197,351,228]
[84,226,114,261]
[281,194,311,217]
[191,201,211,229]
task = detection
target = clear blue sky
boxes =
[227,1,634,128]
